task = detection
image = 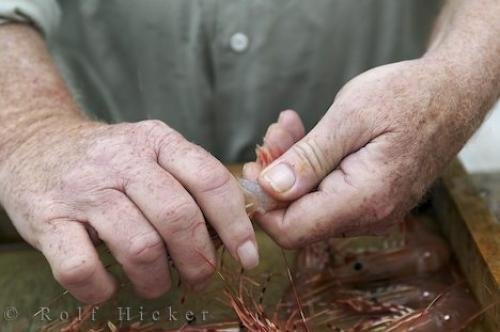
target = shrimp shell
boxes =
[239,178,284,216]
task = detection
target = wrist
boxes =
[0,23,93,169]
[423,29,500,107]
[0,111,90,171]
[419,51,499,116]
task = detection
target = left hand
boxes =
[244,58,483,248]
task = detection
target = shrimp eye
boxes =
[353,262,363,271]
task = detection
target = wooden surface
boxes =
[432,159,500,331]
[469,172,500,222]
[0,232,293,331]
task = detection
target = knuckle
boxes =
[156,128,186,152]
[136,120,179,151]
[225,223,254,245]
[169,219,205,240]
[162,199,202,235]
[137,119,169,132]
[291,139,331,179]
[55,257,97,287]
[196,163,233,195]
[128,232,165,264]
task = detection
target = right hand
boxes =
[0,119,258,304]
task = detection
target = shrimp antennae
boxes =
[281,249,310,332]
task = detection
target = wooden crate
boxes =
[432,160,500,331]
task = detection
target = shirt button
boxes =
[230,33,249,53]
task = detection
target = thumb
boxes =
[257,110,368,201]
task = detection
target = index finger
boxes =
[157,132,259,269]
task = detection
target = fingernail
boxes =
[237,240,259,269]
[262,163,296,193]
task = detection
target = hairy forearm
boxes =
[426,0,500,108]
[0,24,85,164]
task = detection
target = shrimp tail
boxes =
[239,178,285,217]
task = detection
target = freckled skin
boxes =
[1,0,500,303]
[0,24,258,304]
[246,0,500,248]
[256,57,498,247]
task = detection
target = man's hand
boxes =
[246,57,498,248]
[0,25,258,304]
[244,0,500,248]
[0,119,258,303]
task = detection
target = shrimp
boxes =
[364,279,449,309]
[291,241,332,288]
[280,277,448,325]
[291,218,450,287]
[239,178,283,216]
[279,218,452,328]
[239,144,288,217]
[327,239,450,285]
[384,285,480,332]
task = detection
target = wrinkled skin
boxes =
[244,58,491,248]
[2,0,500,304]
[0,119,258,304]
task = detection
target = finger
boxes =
[260,110,305,161]
[124,164,217,288]
[242,162,262,181]
[277,110,305,141]
[157,131,259,270]
[38,221,116,304]
[258,105,373,201]
[262,123,298,160]
[244,110,305,178]
[86,190,171,298]
[258,150,398,248]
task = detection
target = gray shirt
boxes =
[1,0,442,162]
